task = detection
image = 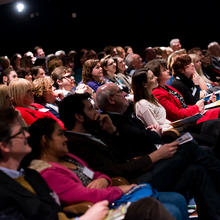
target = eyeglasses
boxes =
[61,74,74,80]
[5,126,29,142]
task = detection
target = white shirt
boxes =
[135,99,172,132]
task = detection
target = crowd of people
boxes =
[1,39,220,220]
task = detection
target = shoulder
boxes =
[136,99,152,107]
[153,87,166,95]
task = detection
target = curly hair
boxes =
[32,77,54,104]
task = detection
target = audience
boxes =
[8,78,65,129]
[23,117,183,220]
[95,82,220,219]
[1,108,173,220]
[1,41,220,219]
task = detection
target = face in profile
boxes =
[44,123,68,158]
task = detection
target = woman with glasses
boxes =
[100,55,128,92]
[113,56,132,93]
[8,78,65,129]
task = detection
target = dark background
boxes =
[0,0,219,57]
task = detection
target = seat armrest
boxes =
[111,176,129,185]
[63,202,93,215]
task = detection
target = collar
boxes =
[0,167,24,178]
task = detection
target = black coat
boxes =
[65,131,153,181]
[171,73,200,105]
[0,169,63,220]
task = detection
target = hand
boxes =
[147,124,162,136]
[192,72,200,85]
[149,142,178,163]
[200,90,206,99]
[118,184,137,194]
[209,93,216,103]
[87,178,109,189]
[98,114,117,134]
[79,200,109,220]
[53,90,65,100]
[75,83,94,95]
[196,99,204,112]
[158,142,178,159]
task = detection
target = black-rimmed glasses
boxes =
[5,126,29,142]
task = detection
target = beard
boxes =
[83,114,101,133]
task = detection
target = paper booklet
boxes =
[105,202,131,220]
[171,113,203,128]
[204,100,220,110]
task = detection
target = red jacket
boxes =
[153,85,200,121]
[16,103,65,130]
[153,85,219,123]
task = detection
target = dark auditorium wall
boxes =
[0,0,219,56]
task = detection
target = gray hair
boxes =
[170,38,180,47]
[125,53,134,69]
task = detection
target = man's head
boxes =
[125,53,143,71]
[0,108,31,160]
[96,83,129,114]
[51,66,75,90]
[0,67,18,85]
[31,66,46,79]
[207,42,220,57]
[59,93,99,130]
[170,38,182,52]
[34,46,45,57]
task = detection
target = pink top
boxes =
[38,153,123,205]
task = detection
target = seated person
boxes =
[8,78,65,129]
[146,59,217,122]
[22,117,188,220]
[171,54,214,105]
[32,77,60,118]
[95,82,220,219]
[51,66,94,101]
[0,84,13,110]
[82,59,106,92]
[132,66,220,130]
[189,53,220,94]
[59,93,177,181]
[51,66,76,98]
[0,67,18,85]
[100,55,129,92]
[31,65,46,79]
[0,107,113,220]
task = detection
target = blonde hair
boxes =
[9,78,33,106]
[0,85,10,109]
